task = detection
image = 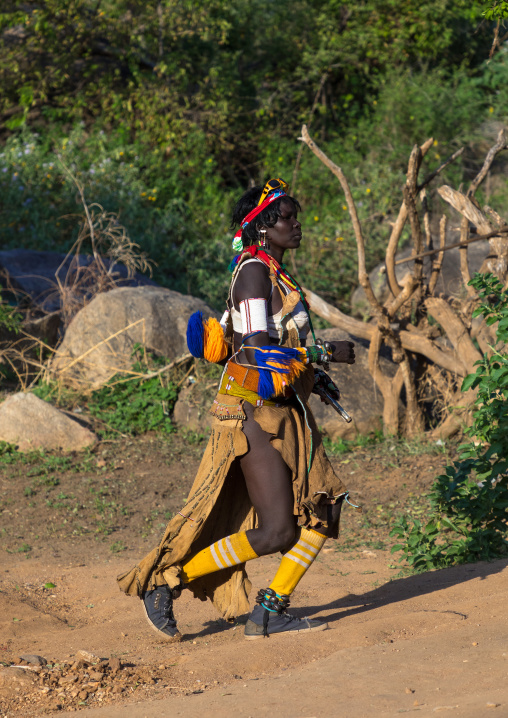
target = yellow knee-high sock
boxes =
[268,527,326,596]
[180,531,258,584]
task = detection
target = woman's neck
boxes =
[265,247,284,265]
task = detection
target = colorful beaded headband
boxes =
[232,184,288,252]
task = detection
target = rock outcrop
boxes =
[51,286,215,388]
[308,328,398,441]
[0,393,97,452]
[0,249,156,313]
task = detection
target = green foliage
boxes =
[0,126,234,308]
[0,302,22,333]
[85,350,179,436]
[0,441,20,461]
[481,1,508,20]
[110,540,126,553]
[0,1,489,149]
[323,429,383,455]
[0,2,506,313]
[2,54,508,312]
[390,274,508,572]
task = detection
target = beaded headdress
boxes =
[231,178,289,252]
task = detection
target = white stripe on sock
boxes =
[286,551,310,568]
[225,535,241,564]
[299,538,322,552]
[217,538,233,567]
[210,542,226,569]
[291,545,316,562]
[295,541,319,557]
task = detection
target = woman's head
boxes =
[231,182,301,249]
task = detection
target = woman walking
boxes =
[118,178,356,639]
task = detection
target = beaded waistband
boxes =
[218,360,292,407]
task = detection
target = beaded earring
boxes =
[259,229,268,249]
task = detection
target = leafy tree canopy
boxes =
[0,1,493,181]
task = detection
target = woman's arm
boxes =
[233,262,274,365]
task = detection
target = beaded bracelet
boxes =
[305,344,328,364]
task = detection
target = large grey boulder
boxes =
[308,328,398,441]
[0,393,97,452]
[351,240,490,318]
[51,286,215,388]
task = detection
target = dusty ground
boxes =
[1,432,507,717]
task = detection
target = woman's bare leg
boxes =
[239,402,296,556]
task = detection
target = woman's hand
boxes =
[318,384,340,404]
[329,340,355,364]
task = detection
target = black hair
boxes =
[231,185,301,248]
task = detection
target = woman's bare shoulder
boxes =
[233,259,271,301]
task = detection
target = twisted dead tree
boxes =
[298,125,508,438]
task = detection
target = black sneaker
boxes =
[244,602,328,640]
[141,585,181,642]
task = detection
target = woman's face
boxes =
[263,199,302,253]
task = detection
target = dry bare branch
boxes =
[367,327,400,435]
[468,128,507,197]
[298,125,384,320]
[403,184,424,293]
[394,227,508,265]
[459,216,475,297]
[298,123,507,439]
[425,297,483,375]
[385,276,418,319]
[437,185,493,233]
[385,142,463,298]
[483,205,506,227]
[303,286,373,340]
[400,356,425,437]
[304,285,465,375]
[420,188,432,250]
[416,146,464,193]
[428,215,447,295]
[385,202,409,297]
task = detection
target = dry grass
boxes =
[417,361,460,424]
[0,166,156,394]
[54,164,154,330]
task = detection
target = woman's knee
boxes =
[255,523,296,556]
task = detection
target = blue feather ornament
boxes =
[186,311,205,358]
[253,345,301,371]
[257,369,275,399]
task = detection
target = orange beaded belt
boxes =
[218,360,293,407]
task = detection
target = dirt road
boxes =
[1,435,507,716]
[2,549,507,717]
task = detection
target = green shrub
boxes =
[33,348,180,437]
[0,302,22,334]
[390,273,508,571]
[85,352,180,437]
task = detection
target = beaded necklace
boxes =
[278,262,317,345]
[231,246,317,344]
